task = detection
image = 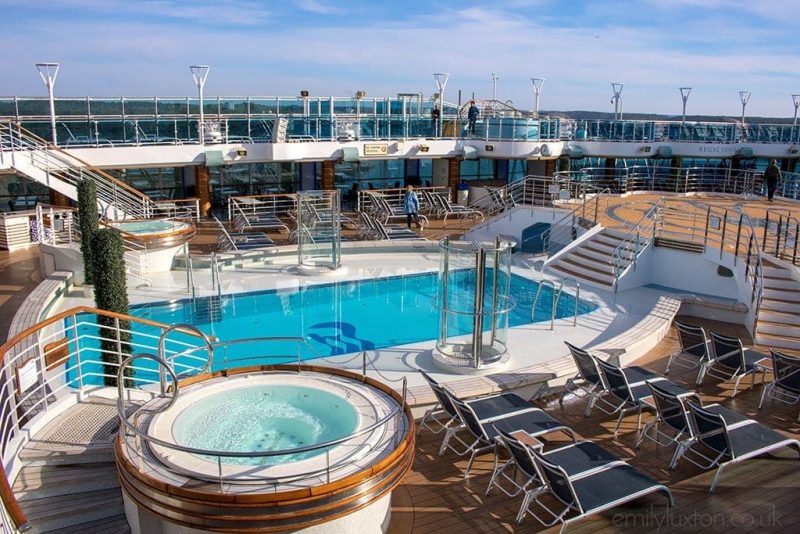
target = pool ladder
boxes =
[531,276,581,330]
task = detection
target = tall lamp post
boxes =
[792,94,800,126]
[739,90,751,127]
[433,72,449,137]
[679,87,692,124]
[611,82,624,120]
[491,72,499,103]
[531,78,545,118]
[35,63,60,145]
[190,65,210,145]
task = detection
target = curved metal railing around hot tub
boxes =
[116,337,409,486]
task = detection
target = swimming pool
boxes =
[68,271,596,383]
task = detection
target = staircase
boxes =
[0,121,154,219]
[545,228,639,289]
[755,261,800,350]
[12,399,131,533]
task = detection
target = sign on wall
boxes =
[363,143,389,156]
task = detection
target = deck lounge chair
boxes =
[530,448,674,532]
[417,371,536,455]
[684,400,800,492]
[702,331,765,397]
[562,342,665,419]
[636,380,751,470]
[758,349,800,422]
[595,358,685,438]
[427,190,484,221]
[665,321,713,384]
[488,428,625,526]
[449,394,577,479]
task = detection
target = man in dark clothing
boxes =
[431,105,440,137]
[467,101,479,135]
[764,159,781,202]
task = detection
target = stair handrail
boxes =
[541,185,611,258]
[1,121,154,218]
[611,198,663,286]
[760,209,800,265]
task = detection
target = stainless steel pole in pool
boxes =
[490,237,500,345]
[472,247,486,368]
[439,237,449,348]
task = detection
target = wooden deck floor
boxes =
[389,317,800,533]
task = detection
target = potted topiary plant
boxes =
[77,180,99,285]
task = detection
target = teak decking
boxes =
[390,317,800,533]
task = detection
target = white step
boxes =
[756,321,800,337]
[762,277,799,290]
[760,299,800,313]
[755,332,800,351]
[573,247,614,264]
[603,227,631,240]
[553,258,615,284]
[762,266,793,278]
[761,288,800,302]
[758,309,800,326]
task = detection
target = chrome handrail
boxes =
[157,323,214,394]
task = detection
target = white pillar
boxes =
[35,63,60,145]
[190,65,211,145]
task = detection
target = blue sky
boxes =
[1,0,798,117]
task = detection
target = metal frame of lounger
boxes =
[429,191,484,221]
[665,321,713,384]
[489,428,626,526]
[684,400,800,492]
[233,213,290,234]
[759,349,800,422]
[595,358,672,438]
[531,449,675,533]
[417,371,537,455]
[449,394,577,479]
[636,381,750,471]
[703,331,764,397]
[561,342,614,415]
[374,195,429,227]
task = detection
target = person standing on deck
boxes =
[403,185,422,229]
[764,159,781,202]
[431,104,441,137]
[467,100,479,135]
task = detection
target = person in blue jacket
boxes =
[403,185,422,229]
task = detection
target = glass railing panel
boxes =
[186,98,200,116]
[54,98,88,116]
[123,98,157,116]
[155,119,183,142]
[0,98,17,117]
[249,98,278,115]
[226,119,251,142]
[89,98,123,117]
[156,98,188,116]
[219,98,248,116]
[248,118,273,141]
[333,99,357,114]
[278,98,303,114]
[203,99,220,116]
[16,99,50,117]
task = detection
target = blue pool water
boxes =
[172,385,358,466]
[68,271,596,383]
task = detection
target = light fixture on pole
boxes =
[190,65,210,145]
[792,94,800,126]
[35,63,60,145]
[491,72,499,103]
[679,87,692,124]
[739,90,751,127]
[611,82,624,120]
[433,72,449,137]
[531,78,545,118]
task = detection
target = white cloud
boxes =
[296,0,342,15]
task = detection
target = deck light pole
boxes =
[190,65,210,145]
[491,73,499,103]
[739,90,751,127]
[433,72,449,137]
[611,83,624,120]
[792,94,800,126]
[531,78,545,118]
[680,87,692,124]
[35,63,60,145]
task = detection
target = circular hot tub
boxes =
[116,367,414,533]
[107,218,195,274]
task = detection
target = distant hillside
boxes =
[540,110,795,125]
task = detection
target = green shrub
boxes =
[91,228,131,386]
[77,180,98,284]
